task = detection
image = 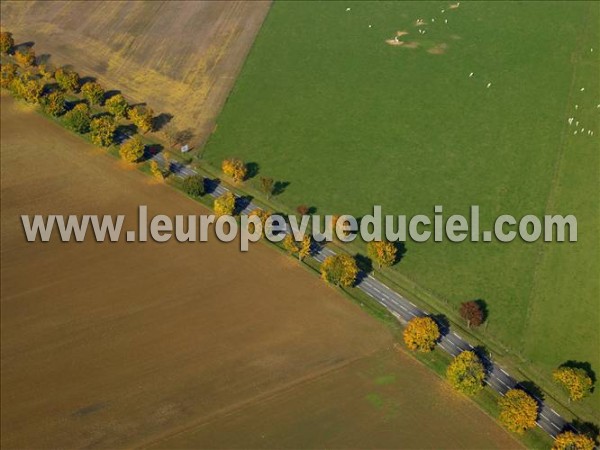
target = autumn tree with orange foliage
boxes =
[403,316,440,352]
[552,431,595,450]
[367,240,397,269]
[498,389,538,434]
[222,158,247,183]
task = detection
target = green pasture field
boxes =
[203,1,600,420]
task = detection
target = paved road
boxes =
[164,157,570,440]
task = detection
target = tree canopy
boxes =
[446,350,486,396]
[320,254,358,287]
[498,389,538,434]
[403,316,440,352]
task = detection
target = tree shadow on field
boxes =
[104,90,122,101]
[272,181,290,196]
[246,162,259,180]
[474,299,489,323]
[430,314,450,338]
[394,241,407,264]
[14,41,34,52]
[569,420,600,442]
[79,75,97,85]
[153,112,173,131]
[561,361,596,391]
[65,98,87,111]
[37,53,51,65]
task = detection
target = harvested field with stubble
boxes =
[0,0,271,142]
[0,94,520,449]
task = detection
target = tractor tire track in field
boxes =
[162,155,573,440]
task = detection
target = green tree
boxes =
[0,31,15,54]
[105,94,129,119]
[320,254,358,287]
[55,68,79,93]
[119,135,145,163]
[446,351,486,395]
[81,81,104,106]
[498,389,538,434]
[63,103,91,133]
[90,115,117,147]
[42,91,66,116]
[182,174,205,197]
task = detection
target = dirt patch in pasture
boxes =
[428,43,449,54]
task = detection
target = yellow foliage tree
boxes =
[0,31,14,54]
[81,81,104,106]
[222,158,247,183]
[105,94,129,119]
[13,75,43,103]
[552,431,595,450]
[403,316,440,352]
[553,366,593,402]
[128,105,154,134]
[149,160,163,180]
[1,62,17,88]
[446,350,486,396]
[214,192,236,216]
[55,68,79,93]
[15,49,35,68]
[90,116,116,147]
[320,254,358,287]
[38,63,54,80]
[498,389,538,434]
[367,240,397,269]
[119,135,145,163]
[249,208,271,237]
[42,91,66,116]
[298,234,312,261]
